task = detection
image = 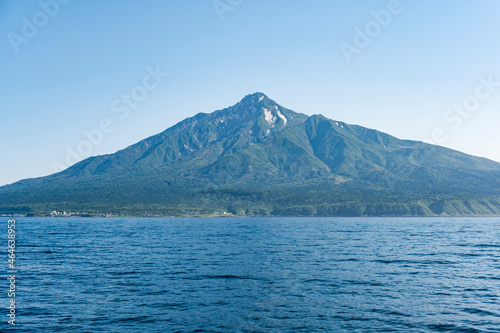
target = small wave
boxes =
[302,278,329,283]
[183,274,258,281]
[112,316,152,323]
[373,259,409,264]
[455,253,481,257]
[462,307,497,317]
[472,243,500,248]
[427,323,483,332]
[344,280,384,287]
[109,271,138,276]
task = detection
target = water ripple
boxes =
[7,216,500,332]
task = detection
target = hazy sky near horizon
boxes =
[1,0,500,186]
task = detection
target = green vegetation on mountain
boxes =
[1,93,500,216]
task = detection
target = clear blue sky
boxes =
[1,0,500,186]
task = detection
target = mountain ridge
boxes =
[2,92,500,216]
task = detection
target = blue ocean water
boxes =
[2,217,500,332]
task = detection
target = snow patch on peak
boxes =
[258,95,264,102]
[277,109,287,125]
[263,108,275,124]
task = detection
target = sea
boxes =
[2,217,500,332]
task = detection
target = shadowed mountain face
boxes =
[2,93,500,216]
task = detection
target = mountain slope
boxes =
[2,93,500,216]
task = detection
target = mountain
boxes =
[2,92,500,216]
